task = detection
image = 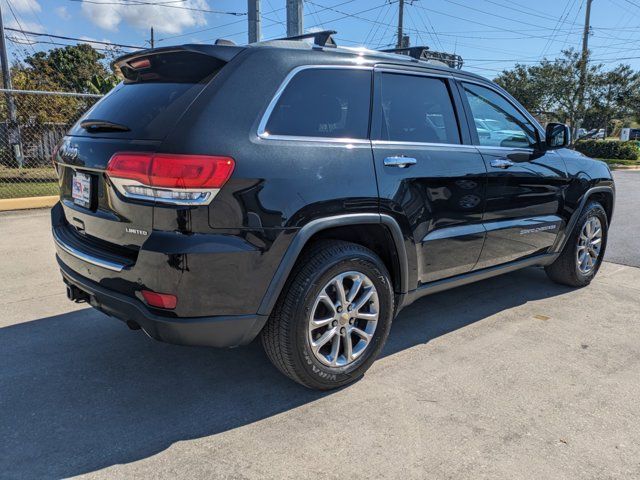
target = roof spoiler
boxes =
[113,44,245,77]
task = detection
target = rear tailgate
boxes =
[56,136,160,250]
[55,45,243,252]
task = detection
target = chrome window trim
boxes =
[372,68,463,147]
[256,64,374,143]
[372,139,477,150]
[475,145,536,154]
[257,134,370,145]
[374,66,454,80]
[53,228,126,272]
[475,145,559,156]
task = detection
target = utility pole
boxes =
[150,27,154,48]
[286,0,303,37]
[576,0,593,136]
[248,0,261,43]
[395,0,411,48]
[0,3,22,167]
[396,0,405,48]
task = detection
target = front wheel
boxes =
[261,240,394,390]
[545,201,608,287]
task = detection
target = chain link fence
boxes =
[0,88,102,199]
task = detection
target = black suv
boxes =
[52,34,615,390]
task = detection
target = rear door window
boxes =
[378,73,460,144]
[263,68,371,139]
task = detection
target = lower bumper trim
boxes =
[58,258,267,348]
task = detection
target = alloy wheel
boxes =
[307,271,379,367]
[576,216,603,274]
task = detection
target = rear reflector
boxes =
[106,153,234,205]
[141,290,177,310]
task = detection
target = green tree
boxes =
[493,49,630,131]
[21,43,111,94]
[0,44,118,125]
[87,73,119,94]
[492,63,548,118]
[584,64,640,134]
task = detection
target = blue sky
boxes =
[3,0,639,78]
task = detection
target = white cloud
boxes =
[79,35,115,50]
[6,19,43,32]
[55,6,71,21]
[1,0,41,13]
[80,0,209,35]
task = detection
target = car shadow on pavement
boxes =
[0,266,571,479]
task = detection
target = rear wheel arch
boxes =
[257,214,409,317]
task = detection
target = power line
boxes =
[5,0,37,56]
[158,4,287,41]
[4,28,143,49]
[539,0,575,59]
[480,0,580,24]
[441,0,576,31]
[412,4,445,51]
[365,3,393,47]
[412,3,583,40]
[619,0,640,7]
[6,37,126,52]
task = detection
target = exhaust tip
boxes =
[126,320,141,330]
[66,284,89,303]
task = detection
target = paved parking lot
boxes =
[1,172,639,479]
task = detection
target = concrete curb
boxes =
[610,165,640,171]
[0,195,57,212]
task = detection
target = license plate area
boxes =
[72,171,92,208]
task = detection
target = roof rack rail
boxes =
[275,30,337,47]
[382,46,464,70]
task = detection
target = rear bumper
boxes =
[51,202,291,318]
[59,259,267,348]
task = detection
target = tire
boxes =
[261,240,394,390]
[545,201,608,287]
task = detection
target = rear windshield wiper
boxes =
[80,119,130,133]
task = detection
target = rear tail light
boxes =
[141,290,177,309]
[106,153,234,205]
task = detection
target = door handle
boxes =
[384,156,417,168]
[490,158,514,169]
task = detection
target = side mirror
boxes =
[545,123,571,149]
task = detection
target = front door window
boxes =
[462,83,537,149]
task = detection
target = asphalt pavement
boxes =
[1,171,639,479]
[606,171,640,267]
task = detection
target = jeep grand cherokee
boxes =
[52,34,615,390]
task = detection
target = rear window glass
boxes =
[264,68,371,139]
[71,52,225,140]
[76,82,204,139]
